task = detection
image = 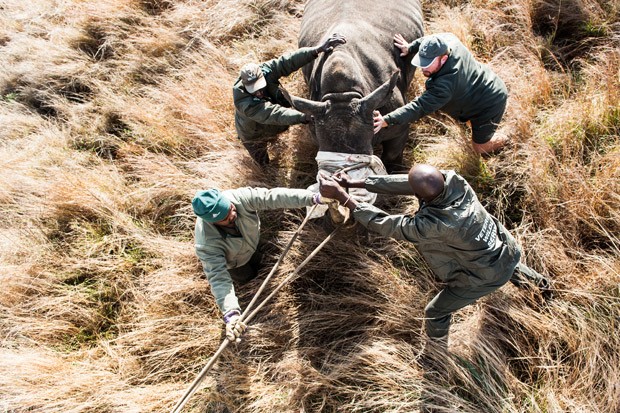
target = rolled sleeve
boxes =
[364,174,414,195]
[264,47,318,78]
[353,203,420,242]
[235,94,306,125]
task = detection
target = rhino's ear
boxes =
[359,70,400,115]
[279,86,328,115]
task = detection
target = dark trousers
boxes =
[470,96,507,144]
[424,263,546,338]
[228,249,263,284]
[239,124,288,166]
[242,141,271,166]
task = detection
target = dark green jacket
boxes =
[383,33,508,126]
[194,187,314,314]
[233,47,318,141]
[353,171,521,288]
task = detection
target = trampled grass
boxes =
[1,0,619,412]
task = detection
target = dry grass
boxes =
[1,0,619,412]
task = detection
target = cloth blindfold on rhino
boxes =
[306,151,387,220]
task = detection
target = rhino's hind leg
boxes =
[380,136,409,174]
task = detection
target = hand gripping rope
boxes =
[171,204,344,412]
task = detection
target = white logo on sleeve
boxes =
[474,216,498,248]
[213,213,219,218]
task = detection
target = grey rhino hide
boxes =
[293,0,424,173]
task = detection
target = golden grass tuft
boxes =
[1,0,619,412]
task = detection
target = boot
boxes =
[511,263,553,299]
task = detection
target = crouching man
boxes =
[318,164,550,361]
[192,187,321,342]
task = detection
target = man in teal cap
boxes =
[192,186,323,342]
[373,33,509,155]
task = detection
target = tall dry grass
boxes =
[1,0,619,412]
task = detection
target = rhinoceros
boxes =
[285,0,424,176]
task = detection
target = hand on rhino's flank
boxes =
[394,33,410,57]
[373,110,387,134]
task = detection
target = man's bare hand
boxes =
[373,110,387,134]
[318,173,348,201]
[394,33,410,57]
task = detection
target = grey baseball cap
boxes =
[411,36,449,68]
[240,63,267,93]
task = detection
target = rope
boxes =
[318,162,368,225]
[238,204,318,325]
[336,161,370,174]
[244,225,340,324]
[171,205,341,413]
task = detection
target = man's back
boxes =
[354,171,521,287]
[425,33,507,122]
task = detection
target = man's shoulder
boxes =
[442,169,461,182]
[426,170,469,206]
[223,187,249,200]
[233,87,265,108]
[232,82,250,100]
[443,171,471,196]
[425,69,459,95]
[195,218,223,243]
[224,187,269,204]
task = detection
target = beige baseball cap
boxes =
[240,63,267,93]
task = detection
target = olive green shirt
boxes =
[233,47,318,141]
[353,171,521,288]
[383,33,508,127]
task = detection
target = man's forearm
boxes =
[346,179,366,189]
[329,189,359,211]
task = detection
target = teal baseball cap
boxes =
[192,189,231,222]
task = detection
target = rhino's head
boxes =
[281,71,400,154]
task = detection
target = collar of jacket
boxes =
[424,170,464,208]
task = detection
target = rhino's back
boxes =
[299,0,423,97]
[299,0,423,53]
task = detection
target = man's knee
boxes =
[241,140,270,165]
